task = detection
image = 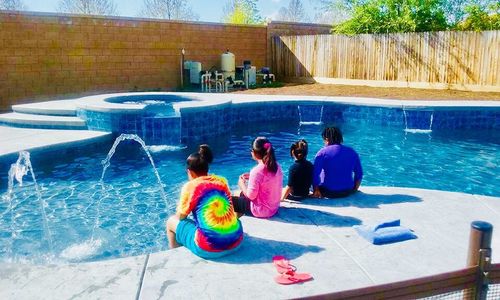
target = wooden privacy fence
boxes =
[271,31,500,92]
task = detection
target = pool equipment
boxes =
[201,71,212,92]
[221,50,236,81]
[200,70,226,92]
[234,61,257,89]
[259,67,275,84]
[248,66,256,86]
[211,71,226,92]
[243,60,251,70]
[183,61,202,85]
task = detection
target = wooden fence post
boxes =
[467,221,493,300]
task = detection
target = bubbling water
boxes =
[4,151,54,257]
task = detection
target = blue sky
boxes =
[22,0,320,22]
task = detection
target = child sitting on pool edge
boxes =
[165,144,243,259]
[233,137,283,218]
[313,127,363,198]
[282,139,313,201]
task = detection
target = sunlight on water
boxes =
[299,121,323,125]
[404,129,432,134]
[146,145,187,153]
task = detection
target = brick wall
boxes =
[0,12,332,111]
[0,12,268,111]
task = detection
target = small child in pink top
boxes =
[233,137,283,218]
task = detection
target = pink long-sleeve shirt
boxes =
[245,162,283,218]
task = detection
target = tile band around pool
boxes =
[76,93,500,145]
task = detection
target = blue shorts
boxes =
[176,218,241,259]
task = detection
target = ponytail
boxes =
[290,139,308,161]
[198,144,213,164]
[186,144,213,175]
[252,137,278,174]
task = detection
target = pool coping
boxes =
[75,92,500,115]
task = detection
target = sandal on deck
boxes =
[274,270,313,285]
[272,255,296,274]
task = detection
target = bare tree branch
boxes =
[276,0,309,22]
[140,0,199,21]
[310,0,351,24]
[57,0,117,15]
[0,0,26,10]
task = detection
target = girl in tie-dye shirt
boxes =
[166,145,243,258]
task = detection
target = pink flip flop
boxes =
[274,271,313,285]
[272,255,296,274]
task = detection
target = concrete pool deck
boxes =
[1,186,499,299]
[0,126,112,158]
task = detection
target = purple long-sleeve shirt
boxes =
[313,144,363,192]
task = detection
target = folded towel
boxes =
[354,219,417,245]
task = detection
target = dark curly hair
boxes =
[322,127,343,145]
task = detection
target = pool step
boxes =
[0,112,87,130]
[12,99,79,116]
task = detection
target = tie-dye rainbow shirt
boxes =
[177,175,243,252]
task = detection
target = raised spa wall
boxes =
[76,94,500,145]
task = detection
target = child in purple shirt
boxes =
[313,127,363,198]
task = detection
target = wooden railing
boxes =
[271,31,500,92]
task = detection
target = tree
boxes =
[140,0,199,21]
[456,2,500,31]
[0,0,26,10]
[332,0,448,34]
[222,0,263,24]
[57,0,117,15]
[440,0,468,26]
[276,0,309,22]
[312,0,352,24]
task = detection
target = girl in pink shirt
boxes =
[233,137,283,218]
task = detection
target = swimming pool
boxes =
[1,116,498,263]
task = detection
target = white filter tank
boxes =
[189,61,202,84]
[221,50,235,80]
[249,66,256,85]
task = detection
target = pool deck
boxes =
[1,187,499,299]
[0,126,112,158]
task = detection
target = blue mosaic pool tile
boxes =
[432,109,500,129]
[231,103,298,125]
[341,106,405,127]
[78,101,500,147]
[321,105,344,125]
[181,106,232,144]
[403,110,434,130]
[142,116,181,145]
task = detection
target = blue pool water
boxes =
[0,122,499,263]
